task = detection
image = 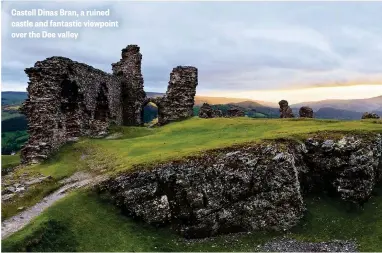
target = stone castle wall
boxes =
[20,45,198,164]
[150,66,198,125]
[112,45,146,126]
[20,57,124,164]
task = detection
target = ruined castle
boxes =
[20,45,198,164]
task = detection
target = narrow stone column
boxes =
[157,66,198,125]
[112,45,146,126]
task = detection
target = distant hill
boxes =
[314,107,364,120]
[291,95,382,113]
[194,96,277,107]
[1,91,27,106]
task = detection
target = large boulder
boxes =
[299,106,314,118]
[362,112,380,119]
[279,100,294,118]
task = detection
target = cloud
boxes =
[2,1,382,97]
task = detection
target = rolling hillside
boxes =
[291,95,382,113]
[2,118,382,252]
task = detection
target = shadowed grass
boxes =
[1,118,382,251]
[2,188,382,252]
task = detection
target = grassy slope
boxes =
[6,117,382,184]
[2,117,382,251]
[2,155,20,170]
[3,188,382,252]
[92,117,382,173]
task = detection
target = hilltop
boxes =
[2,117,382,251]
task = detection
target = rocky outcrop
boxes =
[198,103,222,118]
[227,107,245,117]
[279,100,294,118]
[362,112,380,119]
[100,143,306,238]
[299,106,314,118]
[99,133,382,239]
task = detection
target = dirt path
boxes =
[1,172,106,239]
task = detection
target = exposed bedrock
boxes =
[99,134,382,238]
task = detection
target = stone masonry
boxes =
[20,57,123,164]
[20,45,198,164]
[299,106,314,118]
[149,66,198,125]
[279,100,294,118]
[112,45,146,126]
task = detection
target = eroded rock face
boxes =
[301,135,382,204]
[99,134,382,238]
[362,112,380,119]
[199,103,222,118]
[279,100,294,118]
[100,143,306,238]
[299,106,314,118]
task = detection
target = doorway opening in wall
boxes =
[142,102,158,127]
[95,82,109,122]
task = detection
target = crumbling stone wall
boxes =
[279,100,294,118]
[20,57,123,164]
[20,45,199,164]
[112,45,146,126]
[198,103,222,118]
[362,112,380,119]
[299,106,314,118]
[148,66,198,125]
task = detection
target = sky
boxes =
[2,1,382,104]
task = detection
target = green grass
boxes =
[1,181,61,220]
[1,117,382,251]
[11,117,382,180]
[91,117,382,173]
[2,154,20,170]
[3,188,382,252]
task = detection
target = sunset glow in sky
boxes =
[201,85,382,104]
[2,1,382,103]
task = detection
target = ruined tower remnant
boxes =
[198,103,222,118]
[20,57,123,164]
[151,66,198,125]
[112,45,146,126]
[361,112,380,119]
[20,45,199,164]
[299,106,314,118]
[279,100,294,118]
